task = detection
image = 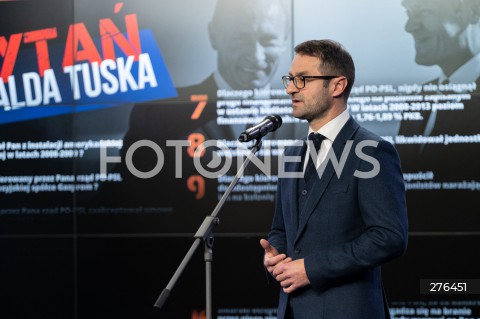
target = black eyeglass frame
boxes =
[282,75,340,89]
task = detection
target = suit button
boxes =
[294,248,301,254]
[301,189,307,195]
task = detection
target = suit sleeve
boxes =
[268,178,288,255]
[304,139,408,290]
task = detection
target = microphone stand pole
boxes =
[154,138,263,319]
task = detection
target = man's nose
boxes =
[285,80,298,95]
[404,15,420,33]
[249,42,268,68]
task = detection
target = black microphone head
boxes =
[265,114,282,130]
[238,114,283,142]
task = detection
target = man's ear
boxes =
[331,77,348,98]
[456,1,480,25]
[208,22,218,50]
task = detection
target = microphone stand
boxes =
[153,138,263,319]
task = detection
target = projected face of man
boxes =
[208,0,289,90]
[402,0,474,76]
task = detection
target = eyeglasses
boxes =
[282,75,340,89]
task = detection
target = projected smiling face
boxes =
[208,0,289,90]
[402,0,474,75]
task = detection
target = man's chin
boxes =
[414,52,436,67]
[251,79,270,89]
[232,70,270,89]
[231,79,270,90]
[291,109,305,120]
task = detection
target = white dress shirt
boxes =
[303,109,350,171]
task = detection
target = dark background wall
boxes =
[1,0,479,318]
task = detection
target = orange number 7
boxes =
[190,94,208,120]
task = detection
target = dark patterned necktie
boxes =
[304,133,326,182]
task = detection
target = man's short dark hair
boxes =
[294,39,355,99]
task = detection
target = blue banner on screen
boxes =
[0,29,177,125]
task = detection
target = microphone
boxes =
[238,115,282,142]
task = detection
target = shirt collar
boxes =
[308,109,350,142]
[439,53,480,84]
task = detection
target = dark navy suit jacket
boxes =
[268,117,408,319]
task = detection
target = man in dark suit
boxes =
[260,40,408,319]
[397,0,480,231]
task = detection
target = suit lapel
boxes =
[283,142,304,232]
[295,118,360,243]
